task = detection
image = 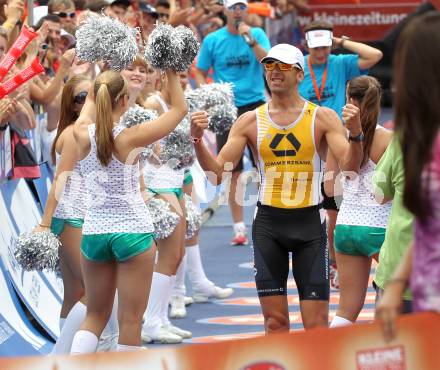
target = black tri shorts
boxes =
[252,202,329,301]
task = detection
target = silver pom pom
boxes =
[172,25,200,72]
[146,197,180,239]
[207,103,237,135]
[186,83,237,134]
[14,231,61,271]
[184,194,202,239]
[76,15,139,70]
[119,104,158,158]
[159,117,195,170]
[145,24,199,71]
[144,23,181,70]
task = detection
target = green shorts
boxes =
[148,187,183,199]
[81,233,155,262]
[183,170,193,186]
[51,217,84,236]
[334,225,385,257]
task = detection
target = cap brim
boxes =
[307,38,332,48]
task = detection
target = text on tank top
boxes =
[256,101,323,209]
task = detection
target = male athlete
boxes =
[190,44,364,331]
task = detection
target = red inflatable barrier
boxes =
[0,312,439,370]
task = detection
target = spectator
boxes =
[195,0,270,245]
[372,135,414,314]
[376,11,440,342]
[139,2,159,41]
[299,20,383,289]
[106,0,131,22]
[299,20,383,117]
[48,0,77,35]
[156,0,170,23]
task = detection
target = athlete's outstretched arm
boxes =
[191,111,249,185]
[320,106,363,173]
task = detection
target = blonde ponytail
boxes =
[95,83,115,166]
[93,71,127,166]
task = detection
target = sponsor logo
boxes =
[356,345,406,370]
[269,133,301,157]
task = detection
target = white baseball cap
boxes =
[260,44,305,70]
[305,29,333,48]
[224,0,248,8]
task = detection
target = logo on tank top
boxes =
[269,133,301,157]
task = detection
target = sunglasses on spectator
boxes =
[53,11,76,18]
[228,4,247,11]
[73,91,88,104]
[263,62,299,71]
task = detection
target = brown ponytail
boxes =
[94,71,127,166]
[347,76,381,167]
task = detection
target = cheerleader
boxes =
[70,69,186,353]
[141,70,191,343]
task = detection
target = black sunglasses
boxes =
[73,91,88,104]
[54,11,76,18]
[158,12,169,19]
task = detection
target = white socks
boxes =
[161,275,174,326]
[186,244,212,293]
[330,315,353,328]
[52,302,87,354]
[172,255,187,297]
[233,221,246,234]
[71,330,98,355]
[59,318,66,331]
[143,272,171,335]
[116,344,144,352]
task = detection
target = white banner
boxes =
[0,179,63,340]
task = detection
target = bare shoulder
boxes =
[375,125,393,142]
[73,115,93,143]
[315,106,343,131]
[230,110,256,135]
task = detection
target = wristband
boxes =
[191,136,202,144]
[39,223,51,228]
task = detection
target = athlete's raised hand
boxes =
[190,111,209,140]
[342,99,362,136]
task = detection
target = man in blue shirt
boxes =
[299,20,383,290]
[195,0,270,246]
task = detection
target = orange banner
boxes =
[1,312,439,370]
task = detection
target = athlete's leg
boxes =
[252,205,290,334]
[117,243,156,346]
[71,255,116,354]
[332,252,371,324]
[292,219,329,329]
[259,295,290,333]
[59,224,84,318]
